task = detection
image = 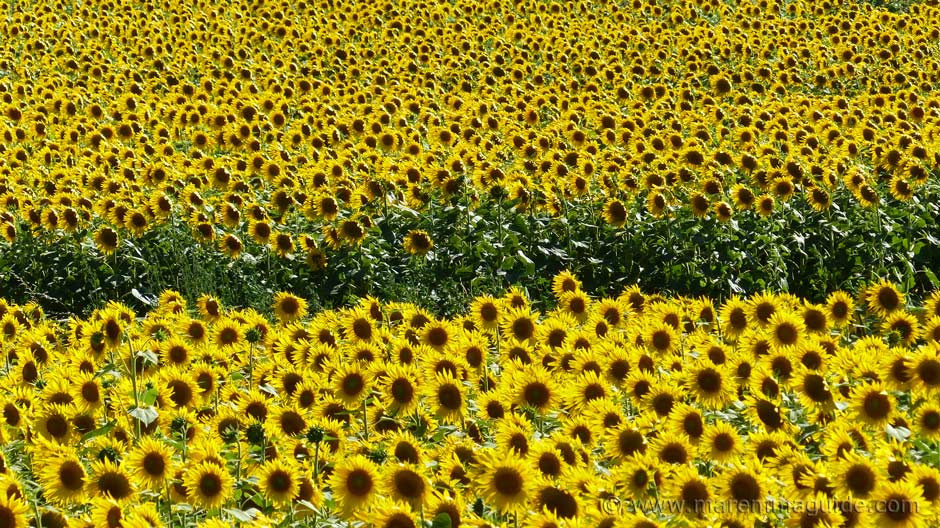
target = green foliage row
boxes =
[3,178,939,318]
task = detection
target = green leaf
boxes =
[80,420,117,444]
[431,512,453,528]
[222,508,255,522]
[141,387,159,406]
[129,406,159,426]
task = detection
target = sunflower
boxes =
[644,322,677,354]
[665,466,712,521]
[34,403,75,444]
[867,281,905,318]
[383,463,429,508]
[850,382,896,428]
[871,480,926,528]
[212,318,244,349]
[714,463,773,522]
[36,449,87,505]
[474,450,535,515]
[425,371,466,424]
[362,498,419,528]
[512,365,556,412]
[426,491,463,528]
[90,459,135,501]
[329,455,380,516]
[685,361,733,409]
[834,453,881,500]
[126,437,173,490]
[559,290,592,322]
[94,226,120,255]
[469,295,501,332]
[767,311,805,351]
[755,193,775,216]
[381,363,420,415]
[183,461,232,510]
[909,345,940,396]
[783,493,844,528]
[257,459,300,505]
[501,306,538,342]
[343,307,376,342]
[701,421,742,463]
[403,229,433,256]
[273,292,308,323]
[420,320,453,351]
[551,270,582,299]
[90,497,126,528]
[331,362,371,409]
[719,296,751,340]
[266,404,310,438]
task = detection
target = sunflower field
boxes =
[1,0,940,525]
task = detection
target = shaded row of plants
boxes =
[3,176,938,318]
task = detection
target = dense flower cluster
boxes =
[0,274,938,527]
[1,0,939,266]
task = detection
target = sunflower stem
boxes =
[361,399,369,440]
[127,334,141,439]
[248,341,255,389]
[313,443,320,483]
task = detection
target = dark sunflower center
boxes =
[347,469,373,496]
[862,392,891,420]
[713,433,735,453]
[143,453,166,476]
[59,461,85,491]
[524,382,550,407]
[394,469,425,500]
[493,467,523,496]
[280,411,306,435]
[680,480,710,514]
[199,473,222,497]
[391,378,415,404]
[99,471,132,500]
[269,470,292,493]
[697,369,722,393]
[883,493,914,522]
[845,465,876,495]
[438,384,462,410]
[730,473,761,503]
[538,487,578,519]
